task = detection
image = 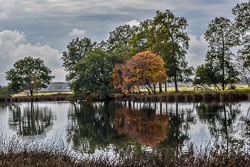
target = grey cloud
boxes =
[0,0,247,85]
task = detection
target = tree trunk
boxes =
[165,82,167,92]
[153,84,156,94]
[159,83,162,93]
[174,73,178,92]
[244,76,250,87]
[145,85,151,94]
[222,33,225,90]
[30,88,33,96]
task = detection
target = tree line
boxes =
[5,2,249,98]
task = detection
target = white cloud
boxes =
[186,34,208,67]
[126,20,140,27]
[69,28,86,37]
[0,30,65,85]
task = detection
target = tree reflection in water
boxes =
[153,102,195,155]
[67,102,129,153]
[67,102,195,153]
[8,102,54,136]
[196,103,246,151]
[67,101,248,156]
[114,102,169,147]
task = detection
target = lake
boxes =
[0,101,249,159]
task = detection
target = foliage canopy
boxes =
[6,57,54,96]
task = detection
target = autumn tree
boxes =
[112,51,167,94]
[6,57,54,96]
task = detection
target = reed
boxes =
[0,136,249,167]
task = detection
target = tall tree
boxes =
[106,24,137,52]
[204,17,238,90]
[6,57,54,96]
[153,10,193,92]
[233,2,250,85]
[62,37,96,82]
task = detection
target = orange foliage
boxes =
[112,51,167,93]
[114,107,169,146]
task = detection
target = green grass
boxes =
[10,85,250,98]
[139,85,250,94]
[12,91,73,97]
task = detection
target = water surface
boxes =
[0,101,249,157]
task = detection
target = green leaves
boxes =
[232,2,250,33]
[6,57,54,95]
[62,37,96,81]
[71,49,122,99]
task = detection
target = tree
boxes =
[235,50,250,87]
[153,10,193,92]
[71,49,123,99]
[129,20,166,92]
[62,37,96,82]
[112,51,168,94]
[106,24,137,52]
[6,57,54,96]
[193,64,219,90]
[232,2,250,34]
[194,51,239,91]
[204,17,238,90]
[233,2,250,86]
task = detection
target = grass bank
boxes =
[0,137,249,167]
[11,91,73,97]
[5,85,250,103]
[111,88,250,102]
[2,91,73,102]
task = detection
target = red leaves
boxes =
[112,51,168,94]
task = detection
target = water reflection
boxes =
[114,104,169,146]
[196,103,245,151]
[67,102,129,153]
[8,102,54,136]
[66,101,249,154]
[155,103,196,155]
[1,101,248,156]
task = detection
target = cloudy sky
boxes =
[0,0,246,85]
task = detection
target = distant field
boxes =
[11,85,250,97]
[139,84,250,93]
[12,91,73,97]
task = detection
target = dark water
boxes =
[0,101,249,158]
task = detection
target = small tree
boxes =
[112,51,168,94]
[6,57,54,96]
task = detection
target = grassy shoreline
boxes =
[111,89,250,103]
[1,86,250,103]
